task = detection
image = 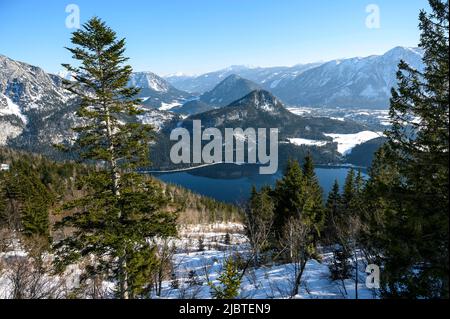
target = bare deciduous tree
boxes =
[280,217,313,297]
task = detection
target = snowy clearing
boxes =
[287,138,328,147]
[1,223,378,299]
[324,131,383,155]
[159,101,182,111]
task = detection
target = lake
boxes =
[151,163,366,204]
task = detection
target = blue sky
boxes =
[0,0,429,76]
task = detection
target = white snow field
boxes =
[1,223,378,299]
[324,131,383,155]
[287,138,328,147]
[154,223,378,299]
[159,101,182,111]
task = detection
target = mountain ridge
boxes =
[165,46,425,109]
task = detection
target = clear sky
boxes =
[0,0,429,76]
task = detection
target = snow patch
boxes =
[287,138,328,147]
[0,94,27,124]
[159,101,181,111]
[324,131,382,155]
[0,122,23,145]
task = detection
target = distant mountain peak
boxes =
[199,74,261,107]
[128,71,193,109]
[230,89,283,112]
[129,71,170,93]
[222,73,243,81]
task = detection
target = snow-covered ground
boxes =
[285,131,382,156]
[287,138,328,147]
[287,107,314,116]
[0,94,28,124]
[324,131,383,155]
[137,109,177,132]
[159,101,182,111]
[155,223,378,299]
[1,223,378,299]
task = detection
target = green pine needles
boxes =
[53,17,177,299]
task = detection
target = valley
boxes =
[0,0,447,302]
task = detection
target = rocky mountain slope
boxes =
[129,71,193,110]
[166,47,424,109]
[173,74,261,115]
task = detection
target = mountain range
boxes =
[0,46,423,167]
[165,46,424,109]
[164,63,322,94]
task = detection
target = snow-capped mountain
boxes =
[0,55,186,155]
[272,46,425,108]
[129,72,193,110]
[161,89,370,169]
[172,74,262,116]
[0,54,78,150]
[165,63,321,94]
[183,90,365,139]
[199,74,261,107]
[166,47,424,109]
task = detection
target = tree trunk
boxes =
[104,104,129,299]
[292,259,307,297]
[119,255,129,299]
[104,105,120,199]
[354,245,358,300]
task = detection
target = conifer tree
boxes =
[323,180,341,244]
[209,257,241,299]
[329,245,352,284]
[342,168,356,214]
[0,163,52,240]
[302,154,325,237]
[245,186,274,265]
[273,159,304,237]
[366,0,449,298]
[54,17,177,299]
[0,172,6,221]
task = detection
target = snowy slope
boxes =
[0,223,379,299]
[272,46,424,108]
[165,64,322,94]
[325,131,383,155]
[129,72,193,109]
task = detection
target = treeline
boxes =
[0,147,241,242]
[166,184,242,224]
[0,148,91,242]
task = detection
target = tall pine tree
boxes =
[54,17,177,299]
[323,180,342,244]
[366,0,449,298]
[245,186,274,265]
[302,154,325,237]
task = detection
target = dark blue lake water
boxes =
[152,164,366,204]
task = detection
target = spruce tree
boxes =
[245,186,274,264]
[54,17,177,299]
[323,180,341,244]
[0,163,52,240]
[302,154,325,237]
[342,168,356,214]
[0,172,8,232]
[273,159,304,237]
[329,245,352,283]
[209,257,242,299]
[366,0,449,298]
